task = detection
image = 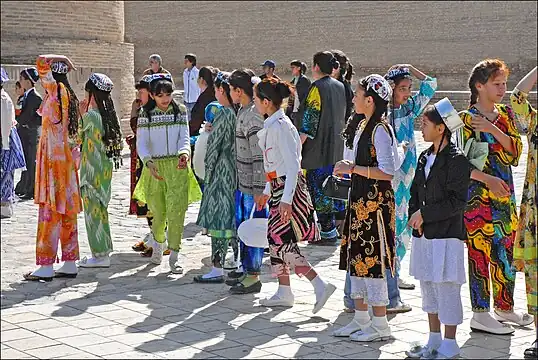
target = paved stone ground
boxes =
[1,134,533,359]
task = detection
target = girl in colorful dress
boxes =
[333,74,403,342]
[1,68,26,219]
[195,71,238,283]
[511,66,537,358]
[129,76,170,258]
[461,59,532,334]
[77,73,123,268]
[405,99,470,359]
[224,69,268,294]
[254,78,335,313]
[384,64,437,313]
[134,73,202,271]
[23,55,82,281]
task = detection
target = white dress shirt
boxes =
[342,119,404,175]
[257,108,302,204]
[183,66,201,103]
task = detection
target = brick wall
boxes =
[1,1,134,121]
[124,1,537,90]
[0,1,124,43]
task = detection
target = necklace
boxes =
[472,105,500,126]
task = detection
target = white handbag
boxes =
[237,204,269,249]
[193,129,209,180]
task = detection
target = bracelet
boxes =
[367,166,370,179]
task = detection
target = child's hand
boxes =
[147,161,164,181]
[177,154,189,169]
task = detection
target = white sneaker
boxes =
[333,319,366,337]
[493,310,534,326]
[313,283,336,314]
[151,242,164,265]
[259,294,294,307]
[169,251,183,274]
[78,256,110,268]
[350,323,391,342]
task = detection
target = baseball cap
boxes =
[260,60,276,69]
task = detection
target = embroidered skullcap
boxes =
[1,67,9,84]
[51,61,69,74]
[135,74,153,90]
[365,74,392,102]
[22,67,39,83]
[204,101,223,123]
[384,67,411,81]
[433,97,464,133]
[146,73,173,84]
[89,73,114,92]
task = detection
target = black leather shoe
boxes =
[229,281,262,294]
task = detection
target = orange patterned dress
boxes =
[34,57,81,215]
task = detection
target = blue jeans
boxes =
[344,268,401,309]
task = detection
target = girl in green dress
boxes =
[195,71,238,283]
[78,73,123,268]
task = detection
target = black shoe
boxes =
[264,248,269,254]
[225,276,243,286]
[227,270,244,279]
[20,194,34,200]
[311,237,338,246]
[229,281,262,294]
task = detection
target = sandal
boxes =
[132,241,147,252]
[23,272,53,282]
[524,341,537,359]
[54,272,78,279]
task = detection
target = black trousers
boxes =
[15,126,38,197]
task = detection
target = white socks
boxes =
[272,285,294,300]
[57,261,77,274]
[437,338,460,358]
[31,265,54,278]
[355,310,371,325]
[372,315,389,329]
[310,275,327,300]
[202,266,224,279]
[427,332,442,350]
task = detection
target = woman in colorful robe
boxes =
[78,73,123,268]
[23,55,82,281]
[461,59,532,335]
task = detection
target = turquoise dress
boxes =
[388,76,437,263]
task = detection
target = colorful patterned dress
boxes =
[389,76,437,262]
[79,109,114,258]
[34,57,82,265]
[196,106,237,266]
[460,104,523,312]
[511,88,538,316]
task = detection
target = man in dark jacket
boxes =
[287,60,311,128]
[15,68,42,200]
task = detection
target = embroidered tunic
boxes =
[389,76,437,260]
[340,119,398,279]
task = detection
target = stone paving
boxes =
[1,134,533,359]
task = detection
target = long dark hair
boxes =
[342,77,389,150]
[229,68,256,99]
[198,66,218,94]
[468,59,509,106]
[52,72,79,139]
[254,78,292,109]
[386,72,415,130]
[142,79,181,122]
[215,72,238,113]
[84,80,123,166]
[422,105,451,156]
[331,50,354,82]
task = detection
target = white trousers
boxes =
[420,280,463,326]
[350,277,389,307]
